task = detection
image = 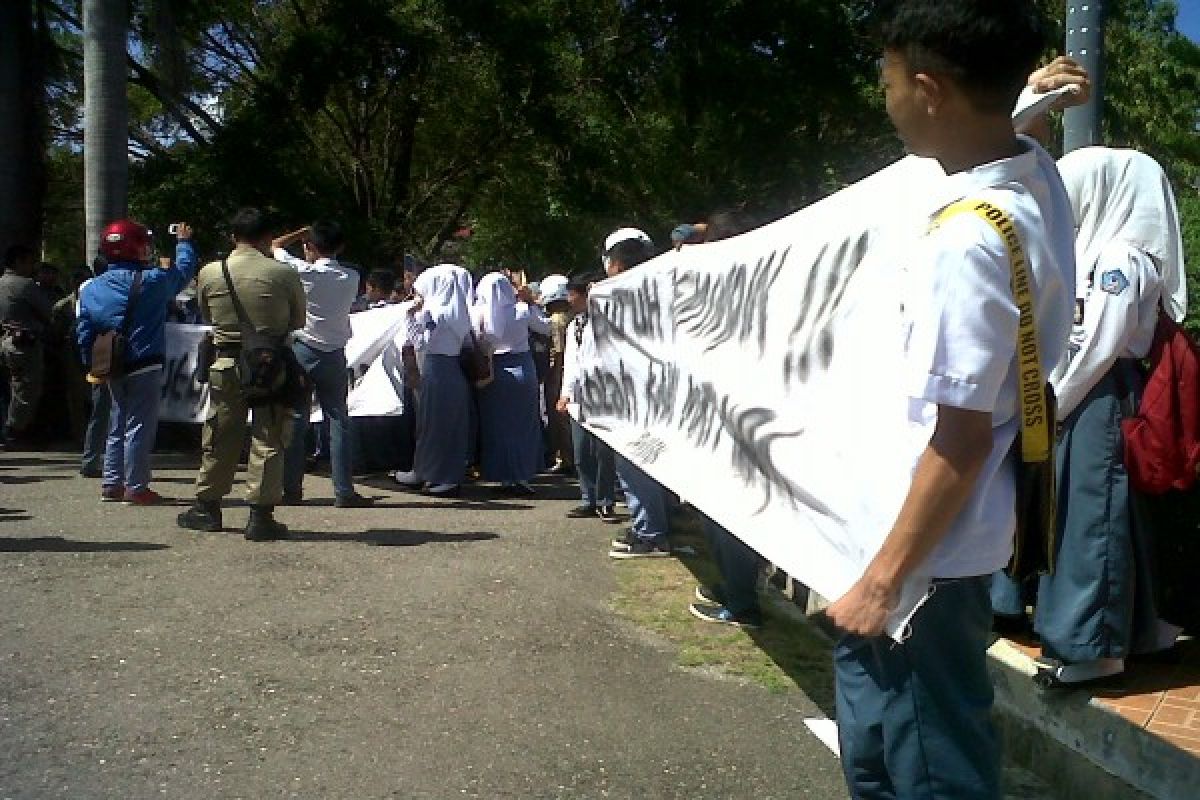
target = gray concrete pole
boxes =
[1063,1,1106,153]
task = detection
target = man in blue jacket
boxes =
[77,220,198,504]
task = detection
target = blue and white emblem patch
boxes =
[1099,269,1129,296]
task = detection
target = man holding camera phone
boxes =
[77,219,198,505]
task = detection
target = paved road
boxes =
[0,450,847,799]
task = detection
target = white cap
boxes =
[539,274,569,305]
[603,227,653,254]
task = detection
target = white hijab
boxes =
[414,264,473,341]
[474,271,517,340]
[1058,146,1186,322]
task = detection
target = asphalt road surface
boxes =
[1,450,849,799]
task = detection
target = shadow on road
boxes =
[0,537,170,553]
[0,507,33,522]
[0,474,75,485]
[287,529,500,547]
[374,500,533,511]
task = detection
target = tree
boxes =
[0,1,48,255]
[83,0,129,262]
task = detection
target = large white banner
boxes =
[580,155,960,638]
[158,302,415,423]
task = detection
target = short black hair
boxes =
[366,269,396,293]
[309,220,345,256]
[606,238,655,271]
[3,244,36,268]
[229,207,272,242]
[705,209,756,242]
[879,0,1047,113]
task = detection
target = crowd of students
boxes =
[1,1,1195,797]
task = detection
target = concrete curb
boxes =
[763,573,1194,799]
[989,639,1197,800]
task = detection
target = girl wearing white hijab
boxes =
[399,263,474,497]
[471,272,550,494]
[1022,148,1185,687]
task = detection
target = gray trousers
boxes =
[0,336,43,435]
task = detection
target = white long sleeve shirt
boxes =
[1049,242,1162,418]
[559,311,597,411]
[273,248,358,352]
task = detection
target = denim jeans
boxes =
[81,383,112,474]
[102,367,163,492]
[570,418,615,507]
[836,576,999,800]
[615,456,668,541]
[700,516,762,617]
[284,341,356,499]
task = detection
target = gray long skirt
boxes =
[414,354,470,487]
[1034,361,1162,663]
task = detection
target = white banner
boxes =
[579,156,958,638]
[160,324,212,423]
[342,302,414,417]
[159,301,416,423]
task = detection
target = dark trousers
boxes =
[700,516,762,616]
[836,575,999,800]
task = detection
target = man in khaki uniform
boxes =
[176,208,306,541]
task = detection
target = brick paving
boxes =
[1004,634,1200,758]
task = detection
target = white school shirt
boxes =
[560,312,596,411]
[273,249,358,352]
[901,137,1075,579]
[1049,243,1162,418]
[472,301,551,355]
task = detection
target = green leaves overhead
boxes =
[29,0,1200,285]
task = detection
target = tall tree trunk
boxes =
[83,0,129,263]
[0,0,47,256]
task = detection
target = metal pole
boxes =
[1063,1,1106,153]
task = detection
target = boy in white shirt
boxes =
[824,2,1075,796]
[557,275,618,522]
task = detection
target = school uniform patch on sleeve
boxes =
[1099,269,1129,295]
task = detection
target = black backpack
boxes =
[220,256,305,406]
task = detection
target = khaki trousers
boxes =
[195,359,292,506]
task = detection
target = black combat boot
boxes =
[176,500,223,532]
[244,505,289,541]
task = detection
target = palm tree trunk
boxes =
[83,0,129,263]
[0,0,47,256]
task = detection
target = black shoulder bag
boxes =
[90,270,143,382]
[220,256,306,406]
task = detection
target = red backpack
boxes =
[1122,312,1200,495]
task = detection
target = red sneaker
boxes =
[123,488,163,506]
[100,485,124,502]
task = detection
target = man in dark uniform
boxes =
[0,245,52,446]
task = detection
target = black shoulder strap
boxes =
[121,270,144,335]
[220,255,252,327]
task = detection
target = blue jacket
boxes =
[77,241,199,372]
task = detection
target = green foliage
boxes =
[32,0,1200,288]
[1179,188,1200,335]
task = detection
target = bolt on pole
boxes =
[1063,1,1106,153]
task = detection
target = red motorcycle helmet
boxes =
[99,219,152,263]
